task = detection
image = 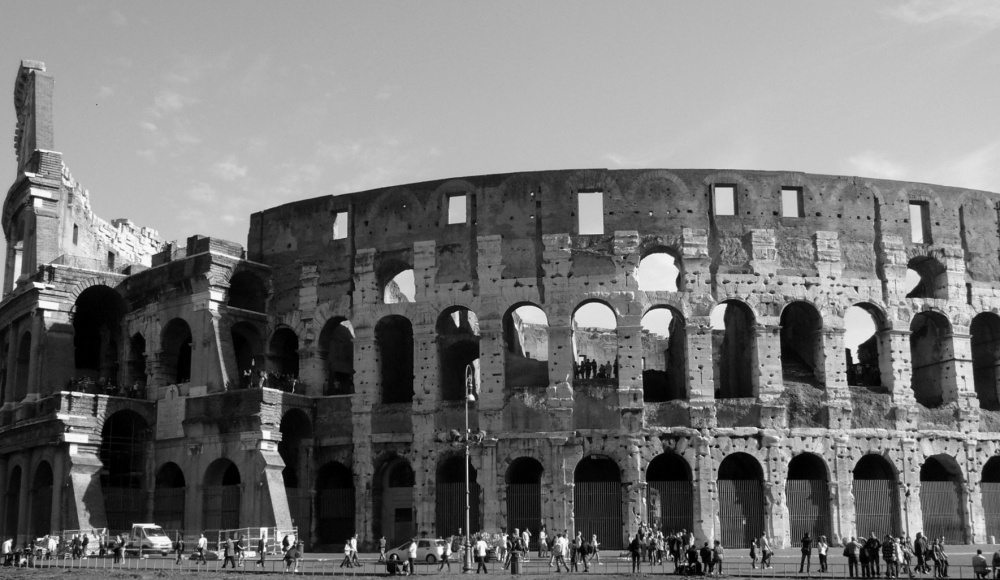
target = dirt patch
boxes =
[849,386,894,429]
[779,381,825,428]
[980,409,1000,432]
[916,402,958,430]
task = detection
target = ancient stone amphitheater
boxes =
[1,60,998,552]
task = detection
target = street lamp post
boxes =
[464,364,477,573]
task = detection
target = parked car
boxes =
[388,539,446,563]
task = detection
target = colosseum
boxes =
[2,59,1000,552]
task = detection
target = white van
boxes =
[126,524,174,556]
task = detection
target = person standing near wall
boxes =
[800,532,813,574]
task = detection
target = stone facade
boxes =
[3,60,1000,552]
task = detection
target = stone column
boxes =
[900,439,923,538]
[546,325,574,431]
[692,435,715,543]
[822,328,853,429]
[16,455,30,544]
[479,441,499,533]
[965,440,984,543]
[351,326,376,546]
[685,317,716,428]
[617,318,644,432]
[832,436,855,545]
[25,311,44,400]
[476,320,504,434]
[623,438,644,541]
[411,323,437,537]
[949,331,980,430]
[756,324,786,429]
[882,329,913,401]
[763,435,788,547]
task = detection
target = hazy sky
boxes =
[1,1,998,334]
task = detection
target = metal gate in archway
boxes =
[853,479,901,538]
[436,482,481,537]
[786,480,831,546]
[646,481,693,533]
[286,488,312,547]
[507,483,540,539]
[574,482,624,549]
[717,480,765,548]
[984,483,1000,540]
[203,485,241,531]
[920,482,966,544]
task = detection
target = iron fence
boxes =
[920,481,966,544]
[853,479,902,539]
[717,479,765,549]
[574,481,624,550]
[786,479,832,546]
[647,480,694,534]
[506,483,541,547]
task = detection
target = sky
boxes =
[1,0,998,350]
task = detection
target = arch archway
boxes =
[4,466,21,539]
[574,456,623,549]
[318,318,354,395]
[845,304,885,389]
[780,302,823,386]
[572,302,619,383]
[374,456,415,546]
[382,268,415,304]
[910,312,951,408]
[269,328,299,380]
[100,410,149,531]
[920,455,967,543]
[641,307,686,402]
[231,322,262,387]
[436,455,480,537]
[982,457,1000,540]
[154,462,186,530]
[316,462,355,546]
[505,458,543,540]
[717,453,765,548]
[128,333,147,387]
[852,455,901,538]
[161,319,192,384]
[437,307,480,401]
[646,453,693,533]
[13,332,30,401]
[30,462,53,538]
[971,313,1000,410]
[73,285,126,382]
[376,316,414,404]
[502,304,549,389]
[712,301,756,398]
[280,409,313,546]
[906,256,948,299]
[637,249,682,292]
[203,459,241,531]
[786,453,831,546]
[228,271,266,312]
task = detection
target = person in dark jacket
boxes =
[800,532,813,573]
[221,535,237,569]
[867,534,883,577]
[914,533,929,574]
[700,542,714,576]
[173,534,185,565]
[629,533,642,573]
[256,535,267,569]
[686,543,700,575]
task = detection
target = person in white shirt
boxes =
[521,529,531,559]
[538,529,547,558]
[196,533,208,565]
[475,536,489,574]
[2,538,12,566]
[439,536,454,572]
[408,538,418,574]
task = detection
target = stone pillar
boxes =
[949,331,980,430]
[756,324,786,429]
[479,441,499,533]
[692,435,715,543]
[411,322,437,538]
[763,435,788,547]
[546,325,574,431]
[966,440,984,543]
[832,436,855,545]
[900,439,923,538]
[561,442,583,536]
[24,311,43,400]
[351,326,376,546]
[476,320,504,434]
[352,249,378,306]
[623,438,644,541]
[822,328,853,430]
[618,318,644,432]
[685,317,716,428]
[882,329,913,401]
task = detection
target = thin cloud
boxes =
[885,0,1000,28]
[844,142,1000,191]
[844,151,908,181]
[185,182,218,204]
[97,86,115,99]
[151,91,196,117]
[213,156,249,181]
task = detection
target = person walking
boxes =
[439,535,454,572]
[475,535,489,574]
[538,528,547,559]
[378,535,387,563]
[900,536,914,579]
[845,536,860,578]
[552,534,568,573]
[196,533,208,565]
[800,532,813,574]
[591,533,601,565]
[629,533,643,574]
[221,535,237,569]
[914,533,928,574]
[750,537,759,569]
[818,535,829,573]
[256,534,266,569]
[173,533,185,565]
[407,538,418,574]
[569,531,581,572]
[760,534,773,569]
[713,540,725,576]
[934,538,949,578]
[340,537,355,568]
[700,542,713,576]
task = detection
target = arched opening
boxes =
[374,456,415,546]
[502,304,549,389]
[910,312,952,408]
[231,322,262,388]
[203,459,241,531]
[436,455,480,537]
[845,304,884,389]
[641,307,686,402]
[574,456,623,549]
[161,318,192,384]
[712,301,756,398]
[269,328,299,379]
[377,316,414,404]
[100,410,149,531]
[786,453,831,546]
[280,409,313,547]
[318,318,354,395]
[505,458,543,540]
[13,332,30,401]
[153,462,186,531]
[0,337,9,404]
[73,285,126,382]
[437,307,480,401]
[4,466,21,539]
[572,302,618,383]
[972,313,1000,411]
[383,268,416,304]
[780,302,824,386]
[920,455,967,544]
[853,455,901,538]
[906,256,948,299]
[717,453,765,548]
[637,250,682,292]
[29,462,53,538]
[981,457,1000,540]
[227,271,267,312]
[128,333,147,388]
[645,453,693,533]
[315,462,355,546]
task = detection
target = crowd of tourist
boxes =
[573,356,619,380]
[65,377,144,398]
[238,369,303,393]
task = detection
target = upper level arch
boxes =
[227,270,267,312]
[637,246,683,293]
[437,306,480,401]
[712,299,756,398]
[779,301,824,386]
[572,300,619,383]
[906,255,948,299]
[376,315,414,404]
[503,302,549,389]
[641,305,686,402]
[910,310,952,408]
[318,317,354,395]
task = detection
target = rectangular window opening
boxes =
[72,224,79,245]
[781,187,804,218]
[332,211,348,240]
[107,251,116,270]
[713,184,736,216]
[447,194,467,225]
[909,201,931,244]
[578,190,604,235]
